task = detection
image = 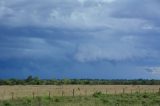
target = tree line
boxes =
[0,76,160,85]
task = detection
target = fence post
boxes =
[73,89,75,97]
[62,91,64,96]
[85,89,87,96]
[11,92,14,100]
[106,89,108,94]
[32,92,35,99]
[123,88,125,94]
[158,88,160,95]
[48,91,51,99]
[115,90,117,95]
[138,89,140,94]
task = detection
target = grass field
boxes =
[0,92,160,106]
[0,85,160,100]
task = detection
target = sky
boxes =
[0,0,160,79]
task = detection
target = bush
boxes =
[55,98,60,102]
[3,101,11,106]
[93,91,103,98]
[142,94,148,98]
[101,98,109,104]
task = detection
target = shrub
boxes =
[55,98,60,102]
[93,91,103,98]
[142,94,148,98]
[101,98,109,104]
[3,101,11,106]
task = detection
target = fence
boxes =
[0,85,160,100]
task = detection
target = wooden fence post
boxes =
[158,88,160,95]
[85,89,87,96]
[106,89,108,94]
[11,92,14,100]
[123,88,125,94]
[73,89,75,97]
[138,89,140,94]
[32,92,35,99]
[62,91,64,96]
[48,91,51,99]
[115,90,117,95]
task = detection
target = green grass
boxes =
[0,92,160,106]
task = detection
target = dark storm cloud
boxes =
[0,0,160,78]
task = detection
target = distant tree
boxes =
[0,76,160,85]
[4,80,12,85]
[26,75,33,82]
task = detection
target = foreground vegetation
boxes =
[1,76,160,85]
[0,92,160,106]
